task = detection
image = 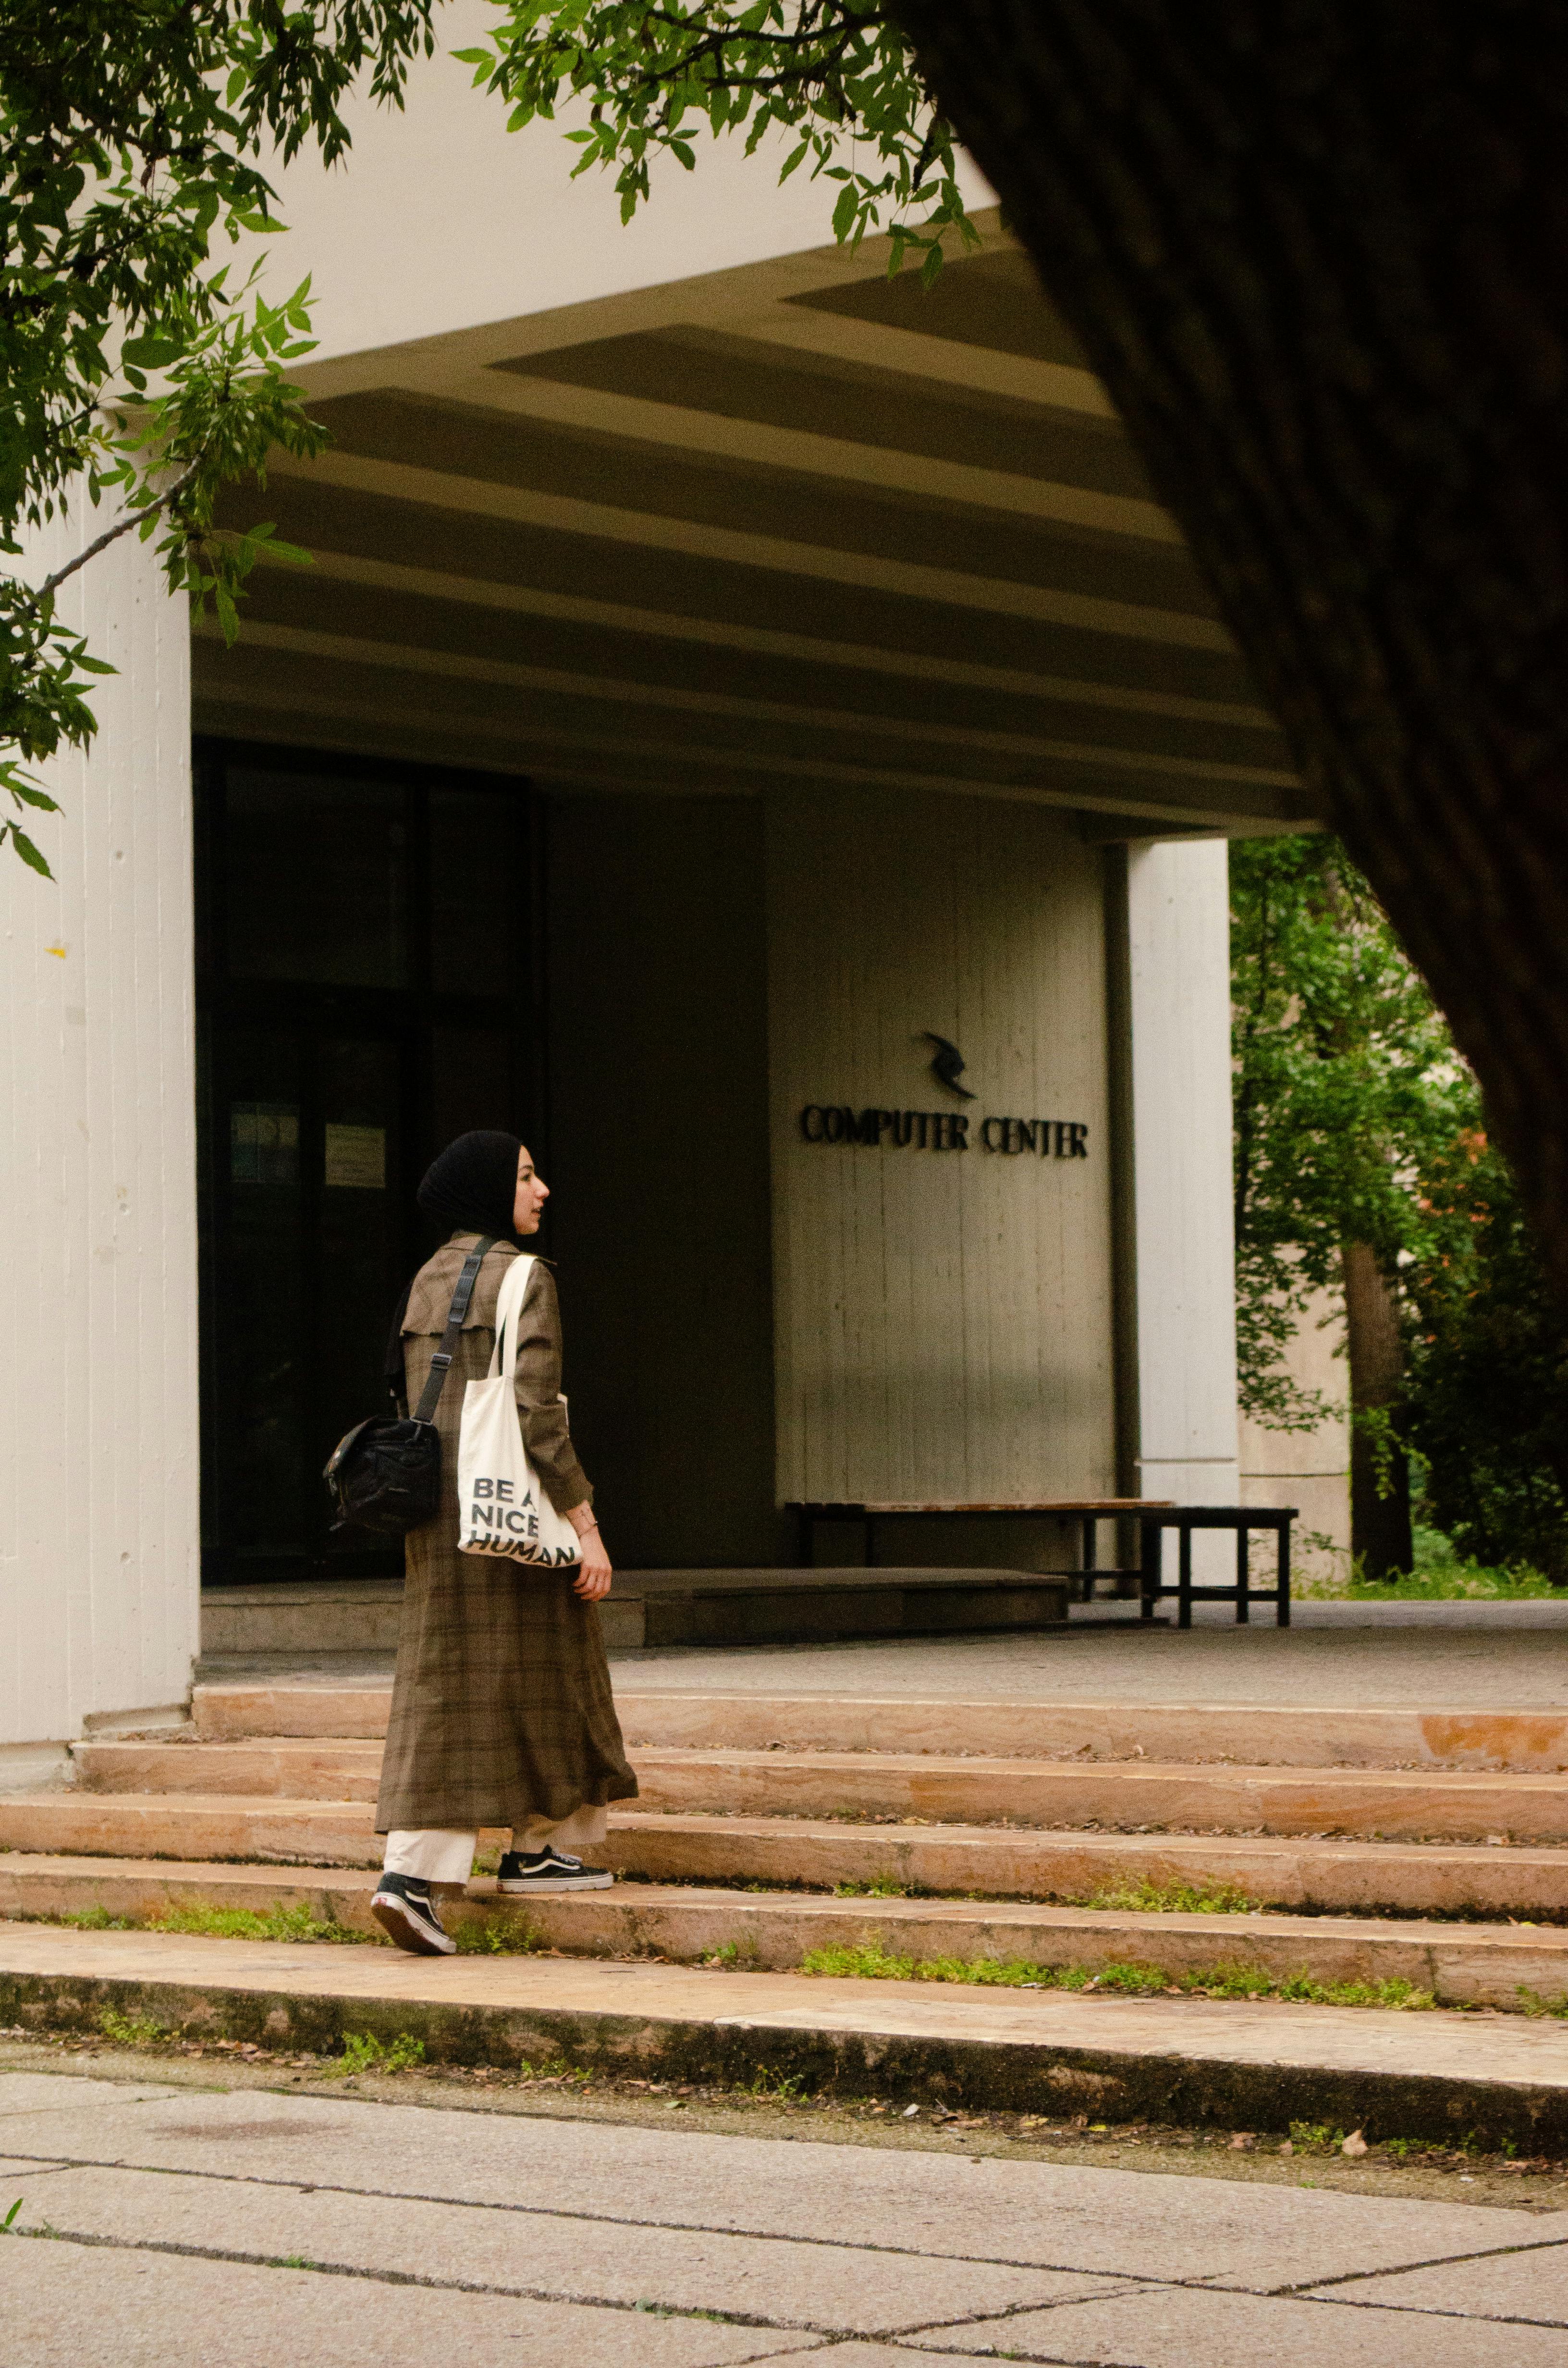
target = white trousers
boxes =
[382,1802,609,1885]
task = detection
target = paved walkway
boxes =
[4,2065,1568,2364]
[211,1603,1568,1708]
[614,1603,1568,1708]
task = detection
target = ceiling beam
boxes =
[195,614,1296,794]
[265,448,1235,654]
[392,364,1174,543]
[276,545,1280,733]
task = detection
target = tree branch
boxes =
[30,450,204,605]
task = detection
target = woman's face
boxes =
[514,1146,549,1235]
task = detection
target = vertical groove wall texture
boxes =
[0,515,200,1750]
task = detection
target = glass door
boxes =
[195,741,539,1582]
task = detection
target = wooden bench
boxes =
[1138,1505,1298,1628]
[789,1499,1299,1628]
[790,1500,1171,1596]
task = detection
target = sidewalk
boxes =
[4,1920,1568,2150]
[5,2056,1568,2364]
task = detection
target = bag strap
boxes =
[411,1236,495,1425]
[487,1254,538,1389]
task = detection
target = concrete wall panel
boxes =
[546,795,782,1566]
[1120,838,1241,1512]
[767,788,1116,1508]
[0,518,199,1762]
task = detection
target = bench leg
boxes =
[1177,1526,1193,1629]
[1140,1524,1161,1619]
[1236,1526,1250,1624]
[1278,1523,1291,1628]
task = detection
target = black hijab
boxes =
[416,1129,523,1242]
[383,1130,523,1399]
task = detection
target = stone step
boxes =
[9,1918,1568,2149]
[65,1736,1568,1838]
[0,1793,383,1866]
[74,1738,383,1801]
[3,1855,1567,2012]
[5,1790,1568,1918]
[630,1749,1568,1840]
[610,1813,1568,1919]
[193,1683,392,1742]
[192,1682,1568,1769]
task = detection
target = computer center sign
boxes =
[799,1105,1088,1157]
[799,1030,1088,1159]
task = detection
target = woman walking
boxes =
[371,1129,637,1957]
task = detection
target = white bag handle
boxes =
[487,1252,537,1388]
[456,1250,580,1567]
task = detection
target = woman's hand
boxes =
[567,1503,612,1601]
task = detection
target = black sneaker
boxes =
[371,1872,457,1956]
[496,1849,614,1894]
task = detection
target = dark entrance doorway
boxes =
[194,740,540,1583]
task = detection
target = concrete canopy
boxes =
[195,213,1311,839]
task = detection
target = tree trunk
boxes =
[893,0,1568,1291]
[1340,1241,1414,1579]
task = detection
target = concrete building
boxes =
[0,33,1317,1777]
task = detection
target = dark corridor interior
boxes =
[195,750,784,1585]
[195,740,540,1582]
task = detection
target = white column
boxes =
[1121,839,1240,1515]
[0,514,199,1780]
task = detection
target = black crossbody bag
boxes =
[322,1235,495,1536]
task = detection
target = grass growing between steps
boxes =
[1073,1878,1262,1915]
[42,1900,541,1952]
[798,1944,1436,2010]
[55,1902,373,1945]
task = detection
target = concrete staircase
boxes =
[2,1682,1567,2012]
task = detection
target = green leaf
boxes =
[121,336,181,368]
[8,826,53,877]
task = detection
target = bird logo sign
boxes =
[922,1032,976,1100]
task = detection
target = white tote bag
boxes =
[456,1254,582,1568]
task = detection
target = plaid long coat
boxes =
[375,1232,637,1835]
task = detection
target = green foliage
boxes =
[98,2007,167,2046]
[452,1909,538,1953]
[1078,1877,1260,1916]
[833,1874,910,1897]
[1301,1554,1561,1602]
[459,1,974,280]
[0,1,440,870]
[2,2196,21,2231]
[1400,1132,1568,1574]
[1230,835,1463,1428]
[146,1899,359,1944]
[514,2053,591,2081]
[1231,834,1568,1572]
[800,1944,1436,2010]
[746,2064,807,2099]
[1288,2120,1345,2152]
[323,2028,426,2075]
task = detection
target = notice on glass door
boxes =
[324,1122,386,1189]
[232,1103,300,1186]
